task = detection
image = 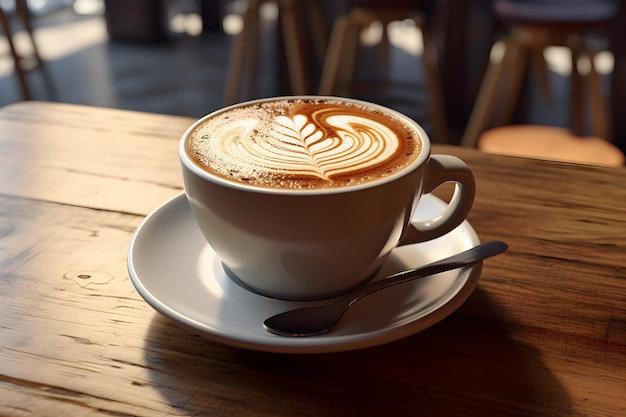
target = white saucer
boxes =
[128,193,482,354]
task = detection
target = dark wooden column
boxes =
[610,1,626,153]
[199,0,224,33]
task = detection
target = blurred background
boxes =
[1,0,624,160]
[1,0,233,117]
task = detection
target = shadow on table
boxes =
[144,288,571,416]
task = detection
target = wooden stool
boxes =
[0,0,55,100]
[223,0,327,105]
[478,125,625,166]
[318,1,447,143]
[461,0,619,148]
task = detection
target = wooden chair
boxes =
[461,0,623,165]
[223,0,327,105]
[318,0,447,143]
[0,0,55,100]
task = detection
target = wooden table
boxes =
[1,101,624,416]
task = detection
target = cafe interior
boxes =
[1,2,625,416]
[1,0,625,164]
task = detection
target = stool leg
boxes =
[420,19,448,143]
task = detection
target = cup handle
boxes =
[398,155,476,246]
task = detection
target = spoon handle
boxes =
[343,241,508,309]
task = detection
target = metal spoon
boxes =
[263,241,508,337]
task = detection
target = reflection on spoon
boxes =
[263,241,508,337]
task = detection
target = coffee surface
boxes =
[186,98,422,189]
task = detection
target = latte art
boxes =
[187,99,421,188]
[213,112,399,180]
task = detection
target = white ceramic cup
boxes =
[179,96,475,300]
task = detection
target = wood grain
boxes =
[0,101,191,214]
[0,101,624,417]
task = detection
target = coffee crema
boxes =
[186,98,422,189]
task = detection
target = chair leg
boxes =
[585,48,610,140]
[420,20,448,143]
[494,38,529,126]
[224,0,327,103]
[16,0,56,99]
[0,7,32,100]
[304,0,328,64]
[569,37,585,136]
[338,12,364,96]
[223,1,259,105]
[461,35,526,147]
[319,14,351,95]
[244,2,261,100]
[532,47,552,106]
[280,0,310,94]
[377,21,391,88]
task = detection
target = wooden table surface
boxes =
[1,101,624,417]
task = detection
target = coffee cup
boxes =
[179,96,475,301]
